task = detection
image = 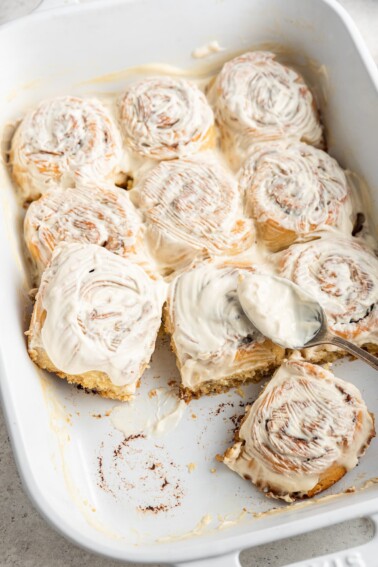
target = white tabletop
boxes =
[0,1,377,565]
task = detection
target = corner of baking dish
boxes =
[0,0,378,564]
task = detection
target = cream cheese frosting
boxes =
[213,51,323,168]
[29,243,166,389]
[132,156,255,273]
[224,360,375,501]
[166,262,283,390]
[11,96,123,201]
[24,182,143,281]
[118,76,214,160]
[278,236,378,346]
[237,273,321,348]
[238,141,353,249]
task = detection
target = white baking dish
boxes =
[1,1,378,565]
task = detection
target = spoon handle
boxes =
[328,334,378,371]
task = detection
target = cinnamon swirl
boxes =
[239,141,353,251]
[223,360,375,501]
[278,237,378,352]
[118,77,215,160]
[213,51,323,166]
[24,182,142,282]
[11,96,122,201]
[133,157,255,273]
[27,243,166,400]
[164,262,284,399]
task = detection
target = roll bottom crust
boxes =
[27,298,141,401]
[28,345,139,401]
[26,243,165,402]
[223,441,350,501]
[163,304,284,401]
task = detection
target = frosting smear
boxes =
[237,273,321,348]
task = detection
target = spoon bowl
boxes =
[236,272,378,371]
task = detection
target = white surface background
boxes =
[0,0,377,565]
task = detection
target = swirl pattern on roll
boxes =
[28,243,166,390]
[224,361,375,500]
[24,182,142,280]
[11,96,122,201]
[239,141,352,250]
[214,51,323,152]
[278,237,378,344]
[118,77,215,160]
[166,262,284,392]
[133,157,254,270]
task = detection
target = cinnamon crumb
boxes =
[191,413,197,419]
[149,389,157,398]
[113,434,145,458]
[210,468,217,474]
[138,504,169,514]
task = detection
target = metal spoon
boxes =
[237,273,378,371]
[302,306,378,371]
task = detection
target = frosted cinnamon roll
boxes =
[239,141,352,251]
[118,77,215,160]
[24,182,142,282]
[278,237,378,351]
[27,243,166,400]
[213,52,323,166]
[11,96,122,201]
[164,262,284,399]
[133,157,254,273]
[223,361,375,501]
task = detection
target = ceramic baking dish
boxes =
[1,0,378,565]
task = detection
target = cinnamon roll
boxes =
[239,141,353,251]
[213,51,323,166]
[278,237,378,351]
[24,182,143,282]
[118,77,215,160]
[11,96,122,201]
[27,243,166,400]
[223,360,375,501]
[133,157,255,273]
[164,262,284,399]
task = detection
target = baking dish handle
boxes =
[173,552,241,567]
[270,513,378,567]
[173,514,378,567]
